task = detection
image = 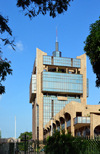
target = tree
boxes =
[16,0,73,18]
[19,131,32,140]
[44,130,88,154]
[84,17,100,87]
[18,131,32,151]
[0,14,15,94]
[1,0,73,94]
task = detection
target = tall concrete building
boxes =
[29,41,100,141]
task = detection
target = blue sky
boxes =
[0,0,100,138]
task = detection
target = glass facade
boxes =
[43,56,52,65]
[61,123,65,130]
[67,120,71,127]
[53,57,71,67]
[57,126,60,131]
[87,78,89,97]
[32,74,36,92]
[52,51,61,57]
[43,56,81,68]
[42,72,83,94]
[37,105,39,127]
[37,105,39,139]
[73,59,81,68]
[43,95,81,127]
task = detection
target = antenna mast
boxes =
[56,27,59,51]
[56,27,58,42]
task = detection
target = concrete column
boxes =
[46,66,48,71]
[56,123,57,130]
[56,67,58,72]
[71,117,75,136]
[51,120,53,136]
[66,68,68,73]
[47,128,49,137]
[90,114,94,139]
[77,54,87,104]
[55,121,58,130]
[65,120,67,134]
[48,127,50,137]
[59,121,62,134]
[76,68,78,74]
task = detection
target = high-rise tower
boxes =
[29,41,89,140]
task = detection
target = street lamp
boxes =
[21,134,29,154]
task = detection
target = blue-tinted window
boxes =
[87,78,89,97]
[43,56,81,68]
[43,56,52,65]
[42,72,83,94]
[53,57,71,67]
[43,95,81,127]
[73,59,81,68]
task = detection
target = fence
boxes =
[74,139,100,154]
[33,138,100,154]
[0,138,100,154]
[0,143,14,154]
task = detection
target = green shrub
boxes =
[44,130,100,154]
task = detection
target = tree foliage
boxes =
[84,17,100,87]
[44,130,100,154]
[44,130,88,154]
[0,59,12,94]
[1,0,73,94]
[19,131,32,140]
[16,0,73,18]
[0,14,15,94]
[18,131,32,151]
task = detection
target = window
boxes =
[76,112,82,117]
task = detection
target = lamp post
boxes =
[21,134,29,154]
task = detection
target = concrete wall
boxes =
[36,48,47,140]
[77,54,87,104]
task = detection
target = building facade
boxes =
[29,41,100,141]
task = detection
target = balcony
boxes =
[74,117,90,125]
[29,74,36,103]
